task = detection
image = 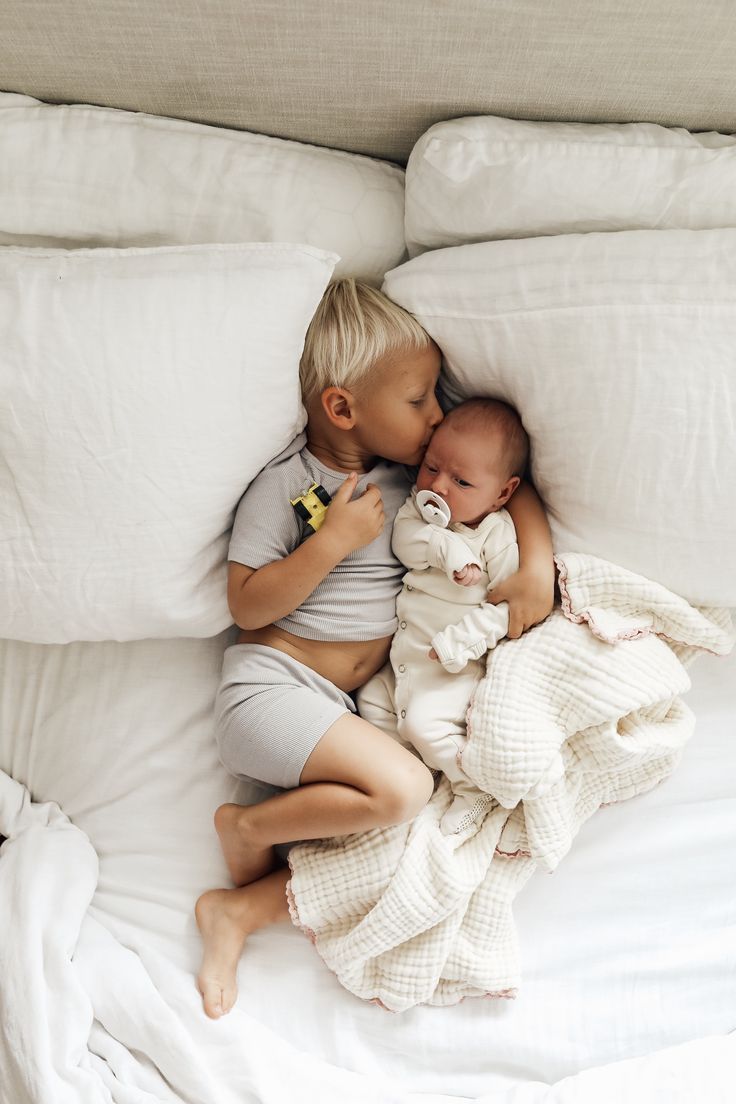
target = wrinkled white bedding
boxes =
[1,615,735,1102]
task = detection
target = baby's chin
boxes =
[453,508,493,527]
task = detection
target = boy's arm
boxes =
[489,480,555,637]
[228,525,348,629]
[230,470,382,629]
[392,497,480,579]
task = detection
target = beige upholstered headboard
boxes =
[2,0,734,162]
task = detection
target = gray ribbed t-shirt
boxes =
[228,432,412,641]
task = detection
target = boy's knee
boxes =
[377,758,434,825]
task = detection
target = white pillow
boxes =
[384,229,736,607]
[0,242,336,643]
[405,115,736,255]
[0,92,405,285]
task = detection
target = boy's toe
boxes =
[197,977,222,1018]
[198,975,235,1019]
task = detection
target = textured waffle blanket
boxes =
[286,553,734,1012]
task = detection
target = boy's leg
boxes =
[197,708,435,1020]
[215,711,434,863]
[215,804,279,888]
[196,865,291,1019]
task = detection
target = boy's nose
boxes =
[432,475,449,496]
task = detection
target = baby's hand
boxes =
[453,564,482,587]
[428,647,438,661]
[321,472,384,555]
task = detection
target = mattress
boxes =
[1,629,734,1100]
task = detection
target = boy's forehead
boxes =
[393,343,441,382]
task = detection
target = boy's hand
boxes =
[321,472,385,555]
[453,564,482,587]
[487,565,554,639]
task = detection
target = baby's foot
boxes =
[440,790,496,836]
[195,887,252,1019]
[214,803,275,887]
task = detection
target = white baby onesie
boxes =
[358,489,519,834]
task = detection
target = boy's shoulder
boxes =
[229,433,313,566]
[257,430,309,474]
[233,433,315,539]
[245,435,412,521]
[267,430,309,467]
[245,432,313,494]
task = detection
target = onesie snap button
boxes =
[406,585,413,591]
[400,709,406,718]
[400,620,407,629]
[399,664,406,672]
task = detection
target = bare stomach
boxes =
[236,625,392,694]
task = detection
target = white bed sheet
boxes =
[1,628,734,1101]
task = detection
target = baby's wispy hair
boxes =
[444,398,529,480]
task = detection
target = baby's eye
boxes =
[424,464,438,473]
[455,478,472,488]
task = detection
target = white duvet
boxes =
[1,579,735,1102]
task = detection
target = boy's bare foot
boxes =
[195,887,252,1019]
[195,869,291,1019]
[214,803,276,887]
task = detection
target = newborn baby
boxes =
[359,397,529,834]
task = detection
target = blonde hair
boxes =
[444,398,529,480]
[300,278,432,402]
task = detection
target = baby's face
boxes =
[416,421,517,526]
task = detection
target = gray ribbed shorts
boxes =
[214,642,356,790]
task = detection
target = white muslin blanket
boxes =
[286,553,735,1012]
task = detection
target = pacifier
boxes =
[415,488,452,528]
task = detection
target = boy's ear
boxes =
[321,386,356,429]
[496,475,521,508]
